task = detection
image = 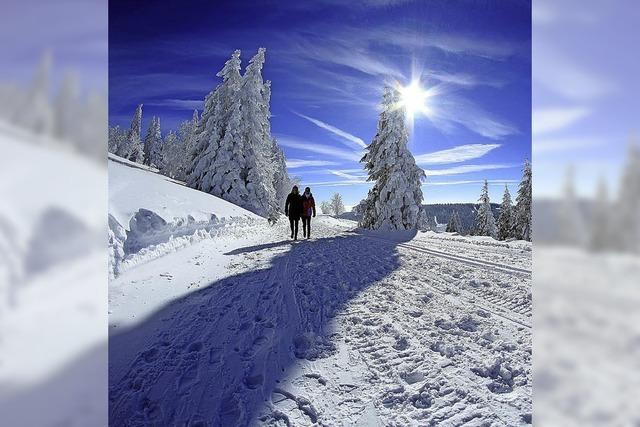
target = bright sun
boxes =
[399,80,432,118]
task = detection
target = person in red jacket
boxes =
[301,187,316,239]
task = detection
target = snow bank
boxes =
[108,156,263,276]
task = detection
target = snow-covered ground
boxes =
[109,162,532,426]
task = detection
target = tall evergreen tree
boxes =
[143,116,162,167]
[513,160,532,241]
[497,185,514,240]
[188,50,242,187]
[359,86,425,230]
[473,180,498,238]
[117,104,144,163]
[446,210,463,234]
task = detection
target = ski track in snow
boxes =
[109,217,531,426]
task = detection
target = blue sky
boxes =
[110,0,531,207]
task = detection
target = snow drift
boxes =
[108,154,262,276]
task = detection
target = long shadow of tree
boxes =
[109,230,414,426]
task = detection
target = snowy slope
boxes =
[109,154,259,228]
[108,156,265,276]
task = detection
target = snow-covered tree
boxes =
[188,50,242,184]
[108,125,127,155]
[160,110,198,180]
[116,104,144,163]
[615,143,640,253]
[497,185,514,241]
[320,201,332,214]
[417,208,437,231]
[473,180,498,238]
[330,193,345,216]
[143,116,162,167]
[555,165,586,246]
[513,160,532,241]
[359,86,425,230]
[589,176,612,252]
[159,130,179,175]
[446,210,463,234]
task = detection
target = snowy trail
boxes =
[109,217,531,426]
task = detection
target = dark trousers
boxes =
[289,218,299,239]
[302,216,311,238]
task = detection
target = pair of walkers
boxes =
[284,186,316,240]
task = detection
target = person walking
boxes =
[284,185,303,240]
[301,187,316,239]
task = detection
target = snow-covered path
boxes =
[109,217,531,426]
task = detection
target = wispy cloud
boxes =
[415,144,501,165]
[277,135,364,162]
[305,179,371,187]
[424,179,519,186]
[425,163,518,177]
[425,70,505,88]
[295,112,367,148]
[428,95,518,140]
[146,99,203,110]
[286,159,340,168]
[327,169,368,180]
[532,107,590,135]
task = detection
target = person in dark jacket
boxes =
[301,187,316,239]
[284,186,303,240]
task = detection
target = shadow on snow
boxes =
[109,229,415,426]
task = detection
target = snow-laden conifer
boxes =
[473,180,498,238]
[359,86,425,230]
[143,116,162,167]
[497,185,514,241]
[513,160,532,241]
[446,210,463,234]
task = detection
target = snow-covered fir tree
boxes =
[589,176,612,252]
[615,142,640,253]
[159,130,178,175]
[417,208,437,231]
[159,112,199,180]
[143,116,162,167]
[497,185,514,241]
[473,180,498,238]
[188,50,242,186]
[330,193,345,216]
[108,125,126,155]
[513,160,532,241]
[446,210,463,234]
[359,86,425,230]
[115,104,144,163]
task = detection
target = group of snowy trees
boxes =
[108,49,292,218]
[320,193,345,216]
[463,161,532,241]
[358,86,425,231]
[185,48,290,217]
[0,52,106,161]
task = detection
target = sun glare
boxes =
[399,80,432,119]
